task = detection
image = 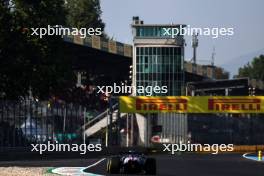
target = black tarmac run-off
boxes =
[0,153,263,176]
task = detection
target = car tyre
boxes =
[107,157,121,174]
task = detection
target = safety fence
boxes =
[0,100,85,149]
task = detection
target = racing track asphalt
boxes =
[0,153,264,176]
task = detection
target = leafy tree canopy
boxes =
[236,55,264,81]
[0,0,107,100]
[0,0,74,100]
[66,0,105,30]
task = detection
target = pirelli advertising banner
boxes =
[119,96,264,113]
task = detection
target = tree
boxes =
[66,0,105,31]
[0,0,75,100]
[236,55,264,81]
[0,0,108,100]
[0,1,28,99]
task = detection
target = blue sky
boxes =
[100,0,264,75]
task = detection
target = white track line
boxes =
[242,153,251,158]
[51,158,106,176]
[85,158,106,169]
[80,158,106,174]
[242,152,264,162]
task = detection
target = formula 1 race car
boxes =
[106,151,156,175]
